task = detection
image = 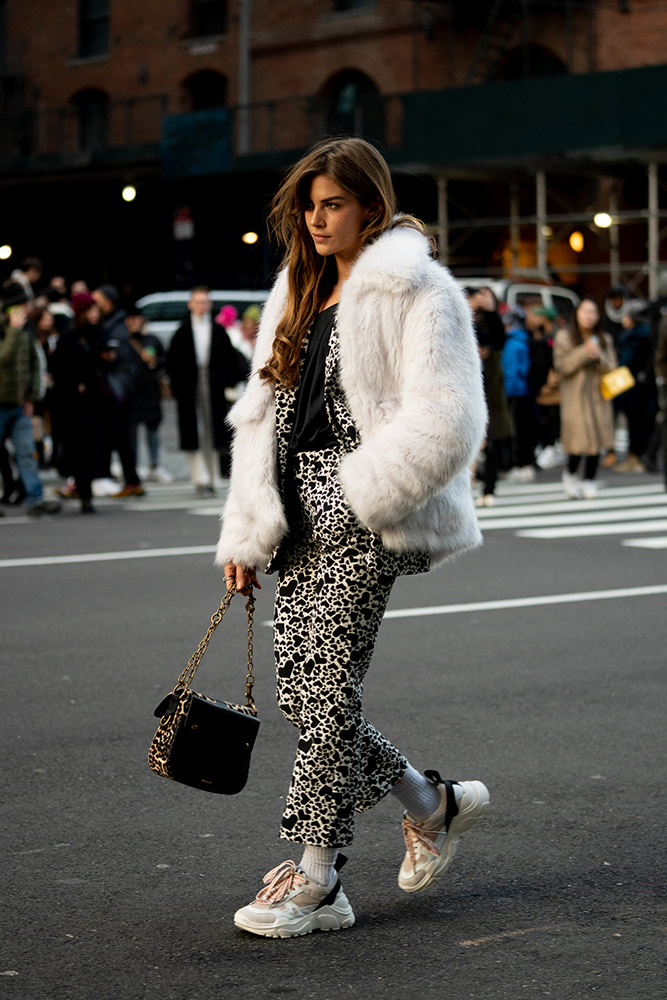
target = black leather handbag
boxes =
[148,585,259,794]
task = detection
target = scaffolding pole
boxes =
[237,0,252,155]
[609,180,620,287]
[510,182,520,272]
[437,175,449,266]
[648,162,659,299]
[536,170,548,280]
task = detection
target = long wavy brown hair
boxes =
[258,137,431,388]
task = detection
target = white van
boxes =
[135,289,270,347]
[456,278,579,320]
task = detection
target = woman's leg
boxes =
[273,450,407,849]
[563,454,581,498]
[584,454,599,480]
[146,424,160,468]
[481,432,498,497]
[275,532,405,848]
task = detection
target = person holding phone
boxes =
[553,298,616,499]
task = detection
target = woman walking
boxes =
[553,299,616,499]
[217,138,489,938]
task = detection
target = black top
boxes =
[288,305,338,453]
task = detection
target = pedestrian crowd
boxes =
[0,259,254,516]
[3,255,666,519]
[467,281,667,505]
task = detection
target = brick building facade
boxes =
[1,1,666,300]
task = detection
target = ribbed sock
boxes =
[390,764,442,821]
[299,846,338,888]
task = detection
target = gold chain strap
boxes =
[244,590,255,708]
[175,583,257,712]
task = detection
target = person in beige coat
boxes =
[553,298,616,499]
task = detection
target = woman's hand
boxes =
[224,562,261,595]
[584,339,601,361]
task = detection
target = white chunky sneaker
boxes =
[562,470,580,499]
[398,770,490,894]
[233,858,355,938]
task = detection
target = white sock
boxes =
[299,846,338,887]
[390,764,442,821]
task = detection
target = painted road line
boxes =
[495,482,664,497]
[518,519,667,539]
[0,545,216,569]
[476,494,667,519]
[486,485,664,506]
[479,506,667,530]
[261,583,667,625]
[381,584,667,619]
[622,537,667,549]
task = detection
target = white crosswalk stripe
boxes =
[476,480,667,550]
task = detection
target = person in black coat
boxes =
[125,309,169,481]
[92,283,144,497]
[167,286,249,491]
[50,293,105,512]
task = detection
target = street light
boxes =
[242,231,258,244]
[122,185,137,202]
[0,245,12,260]
[569,231,584,252]
[594,212,613,229]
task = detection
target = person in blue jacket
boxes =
[502,306,537,481]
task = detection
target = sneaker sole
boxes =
[398,780,490,894]
[233,900,356,939]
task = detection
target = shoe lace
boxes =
[401,815,441,868]
[255,861,307,903]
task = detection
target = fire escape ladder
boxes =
[463,1,523,86]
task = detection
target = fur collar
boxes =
[342,226,434,298]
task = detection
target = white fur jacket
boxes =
[216,226,486,572]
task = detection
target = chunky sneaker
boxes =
[562,470,580,499]
[398,770,490,894]
[233,857,355,938]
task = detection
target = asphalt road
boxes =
[2,450,666,1000]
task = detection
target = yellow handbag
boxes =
[600,366,636,401]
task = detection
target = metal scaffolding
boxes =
[435,163,667,295]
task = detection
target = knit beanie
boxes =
[72,292,96,317]
[96,284,119,308]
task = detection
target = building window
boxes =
[320,70,384,141]
[71,88,109,150]
[190,0,227,37]
[182,71,227,111]
[78,0,109,58]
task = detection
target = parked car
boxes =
[455,278,579,321]
[135,289,271,347]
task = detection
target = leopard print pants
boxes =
[274,447,424,848]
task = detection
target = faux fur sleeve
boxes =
[215,272,289,569]
[337,266,486,533]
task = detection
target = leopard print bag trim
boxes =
[147,584,260,795]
